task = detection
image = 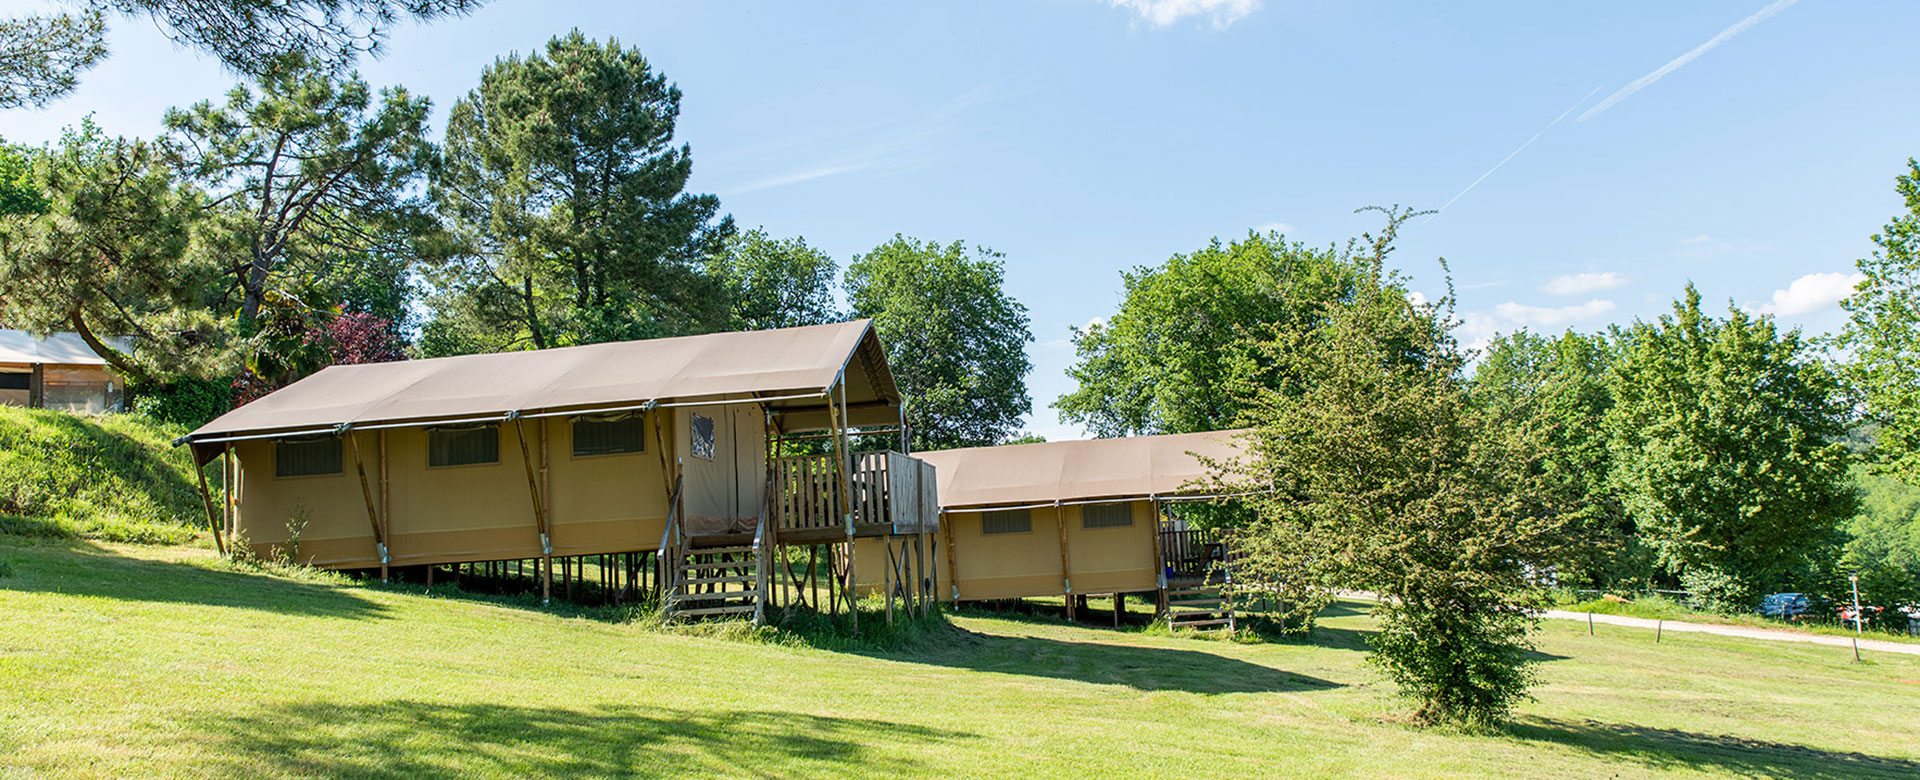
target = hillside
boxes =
[2,536,1916,779]
[0,407,208,545]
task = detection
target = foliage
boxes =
[0,138,48,216]
[0,10,106,109]
[1473,330,1647,588]
[1607,287,1856,612]
[1057,230,1360,437]
[1839,159,1920,481]
[0,406,204,544]
[0,120,232,384]
[426,31,732,353]
[165,53,435,323]
[707,228,840,331]
[0,1,482,108]
[130,376,234,428]
[1225,208,1564,727]
[1843,465,1920,615]
[232,310,407,406]
[845,235,1033,450]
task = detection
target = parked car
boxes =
[1756,592,1810,619]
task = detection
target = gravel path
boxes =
[1541,610,1920,657]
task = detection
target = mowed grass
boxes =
[3,537,1918,779]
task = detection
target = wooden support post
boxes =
[1055,502,1073,622]
[512,417,554,605]
[942,511,958,603]
[1114,593,1123,628]
[378,430,390,582]
[884,536,896,625]
[1587,611,1594,636]
[347,431,385,569]
[1150,498,1167,616]
[192,455,228,556]
[222,444,235,540]
[26,363,43,408]
[1655,619,1663,643]
[541,419,553,604]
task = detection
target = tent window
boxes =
[573,414,645,457]
[981,509,1031,535]
[690,413,716,460]
[1082,502,1133,529]
[275,436,342,478]
[0,373,28,390]
[429,423,499,467]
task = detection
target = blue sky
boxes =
[6,0,1916,440]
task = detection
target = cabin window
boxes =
[0,372,28,390]
[690,413,716,460]
[428,423,499,467]
[572,413,645,457]
[981,509,1031,535]
[1082,502,1133,529]
[275,436,342,478]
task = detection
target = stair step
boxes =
[1171,618,1233,628]
[686,545,757,557]
[681,574,759,586]
[681,560,756,572]
[1165,587,1222,596]
[670,604,760,618]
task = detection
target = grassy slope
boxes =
[3,537,1918,779]
[0,407,207,544]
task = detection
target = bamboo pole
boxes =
[222,444,234,539]
[379,430,390,582]
[1056,501,1073,621]
[942,511,958,603]
[1150,499,1167,616]
[347,431,386,568]
[193,456,227,556]
[541,418,553,604]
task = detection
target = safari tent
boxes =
[0,329,130,413]
[854,430,1250,626]
[178,320,939,623]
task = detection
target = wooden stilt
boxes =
[192,455,228,556]
[347,431,385,570]
[378,430,390,582]
[541,418,553,605]
[1055,502,1074,622]
[1114,593,1123,627]
[222,444,234,540]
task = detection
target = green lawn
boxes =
[3,536,1918,779]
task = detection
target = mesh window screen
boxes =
[690,413,716,459]
[0,373,27,390]
[981,508,1032,535]
[429,424,500,467]
[572,414,645,456]
[275,437,342,477]
[1082,502,1133,529]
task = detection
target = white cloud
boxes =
[1255,221,1294,234]
[1107,0,1262,29]
[1749,272,1865,316]
[1580,0,1799,122]
[1541,272,1630,296]
[1679,233,1713,246]
[1493,299,1619,327]
[1082,316,1108,332]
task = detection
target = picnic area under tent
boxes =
[177,320,940,625]
[852,430,1253,628]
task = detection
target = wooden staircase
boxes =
[664,535,766,622]
[1165,568,1236,631]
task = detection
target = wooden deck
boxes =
[770,450,935,541]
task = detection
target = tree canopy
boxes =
[1608,287,1856,611]
[0,0,485,109]
[425,31,731,353]
[1839,158,1920,481]
[1056,231,1359,437]
[707,228,840,331]
[845,236,1033,451]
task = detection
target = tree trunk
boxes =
[69,310,155,386]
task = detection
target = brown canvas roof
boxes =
[183,320,899,459]
[914,430,1250,510]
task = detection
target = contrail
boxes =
[1428,84,1604,220]
[1579,0,1800,122]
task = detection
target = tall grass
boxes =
[0,407,207,544]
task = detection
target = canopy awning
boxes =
[913,430,1252,510]
[181,320,901,463]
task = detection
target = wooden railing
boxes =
[1159,525,1233,581]
[771,451,935,536]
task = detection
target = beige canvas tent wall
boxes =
[0,330,129,413]
[181,320,937,619]
[853,430,1248,615]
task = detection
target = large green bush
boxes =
[0,407,208,544]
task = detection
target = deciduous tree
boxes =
[1839,159,1920,481]
[708,228,839,331]
[845,236,1032,450]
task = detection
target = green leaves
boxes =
[1839,159,1920,481]
[425,32,730,353]
[1608,286,1855,611]
[845,236,1033,451]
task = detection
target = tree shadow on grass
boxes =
[1513,717,1920,780]
[190,700,973,779]
[0,537,388,620]
[892,626,1342,694]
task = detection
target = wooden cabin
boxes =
[853,430,1249,627]
[179,320,938,623]
[0,329,128,413]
